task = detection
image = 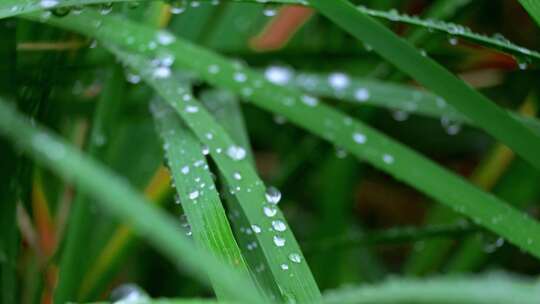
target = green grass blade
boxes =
[405,0,471,45]
[54,65,125,304]
[151,97,250,301]
[285,71,540,135]
[0,99,262,304]
[445,160,540,272]
[29,8,540,262]
[307,0,540,171]
[356,5,540,61]
[323,274,540,304]
[199,89,284,300]
[110,46,322,303]
[518,0,540,27]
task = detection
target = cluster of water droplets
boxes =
[356,5,539,66]
[36,0,125,18]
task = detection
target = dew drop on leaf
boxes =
[265,186,281,204]
[273,235,286,247]
[272,220,286,232]
[289,253,301,263]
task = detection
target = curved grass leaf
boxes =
[199,89,285,300]
[27,7,540,263]
[0,99,262,304]
[404,97,538,275]
[323,274,540,304]
[356,5,540,61]
[151,97,249,301]
[109,46,322,303]
[283,71,540,135]
[307,0,540,171]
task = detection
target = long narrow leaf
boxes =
[307,0,540,171]
[151,97,249,301]
[323,274,540,304]
[111,47,322,303]
[28,8,540,263]
[0,99,262,304]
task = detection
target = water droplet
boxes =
[280,263,289,270]
[265,66,292,85]
[263,3,278,17]
[436,97,446,108]
[185,105,199,113]
[328,72,350,90]
[251,224,261,234]
[181,165,190,174]
[40,0,59,9]
[201,145,210,155]
[289,253,301,263]
[156,31,175,45]
[354,88,370,102]
[263,206,277,217]
[126,72,141,84]
[352,132,366,144]
[169,0,187,14]
[265,186,281,204]
[301,95,318,107]
[440,116,462,135]
[272,220,286,232]
[152,66,171,79]
[234,72,247,83]
[110,283,149,304]
[233,172,242,180]
[273,235,286,247]
[382,154,394,164]
[189,190,199,200]
[208,64,220,74]
[227,145,246,161]
[100,2,114,15]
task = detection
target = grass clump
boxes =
[1,1,540,303]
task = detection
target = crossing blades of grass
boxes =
[307,0,540,171]
[518,0,540,27]
[199,89,285,300]
[0,99,262,304]
[323,274,540,304]
[151,96,249,301]
[30,8,540,263]
[108,46,322,303]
